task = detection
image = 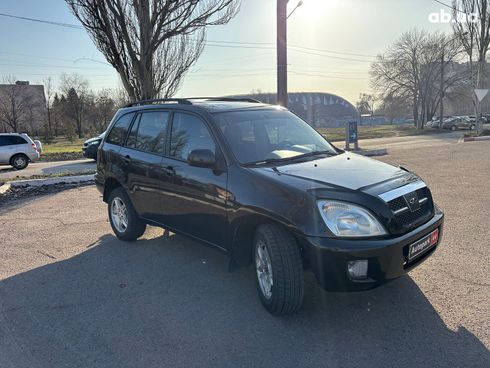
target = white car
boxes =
[0,133,41,170]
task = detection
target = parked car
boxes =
[82,132,105,160]
[467,114,489,124]
[95,98,444,315]
[33,139,43,153]
[426,119,441,129]
[0,133,40,170]
[441,117,475,131]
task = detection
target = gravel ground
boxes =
[0,141,489,368]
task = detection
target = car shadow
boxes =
[1,232,488,368]
[0,166,16,175]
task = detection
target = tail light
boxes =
[32,143,40,154]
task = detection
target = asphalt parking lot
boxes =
[1,141,489,368]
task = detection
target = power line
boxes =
[0,61,112,71]
[204,39,377,58]
[0,11,376,61]
[432,0,466,14]
[289,48,374,63]
[0,12,83,29]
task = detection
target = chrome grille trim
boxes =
[393,206,409,215]
[391,197,428,215]
[379,181,426,202]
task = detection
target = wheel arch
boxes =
[229,213,302,270]
[9,152,29,165]
[103,176,123,203]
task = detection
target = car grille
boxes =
[387,187,434,232]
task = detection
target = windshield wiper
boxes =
[244,150,335,167]
[288,150,336,161]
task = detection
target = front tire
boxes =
[11,154,29,170]
[254,223,304,315]
[108,187,146,241]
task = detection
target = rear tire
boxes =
[254,223,304,315]
[108,187,146,241]
[11,154,29,170]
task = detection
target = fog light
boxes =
[347,260,368,280]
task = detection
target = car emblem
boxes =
[403,192,420,212]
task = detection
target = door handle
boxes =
[164,166,175,176]
[122,155,132,164]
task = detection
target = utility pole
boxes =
[277,0,288,107]
[439,48,444,128]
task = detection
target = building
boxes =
[0,81,47,134]
[237,92,359,128]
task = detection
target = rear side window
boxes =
[11,136,28,145]
[170,113,215,161]
[106,113,135,145]
[0,136,27,146]
[126,111,169,155]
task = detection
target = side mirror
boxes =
[188,149,216,168]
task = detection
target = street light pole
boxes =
[277,0,288,107]
[439,48,444,128]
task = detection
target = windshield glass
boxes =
[215,109,337,164]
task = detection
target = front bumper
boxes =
[298,210,444,291]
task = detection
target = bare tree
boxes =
[43,76,55,138]
[60,73,89,138]
[378,92,412,124]
[371,29,464,129]
[452,0,490,133]
[0,76,34,132]
[94,88,116,132]
[65,0,240,101]
[356,93,376,115]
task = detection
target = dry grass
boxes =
[317,124,448,142]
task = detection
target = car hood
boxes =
[255,152,411,192]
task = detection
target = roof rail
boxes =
[124,96,262,108]
[124,98,193,108]
[187,97,262,103]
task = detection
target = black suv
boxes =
[95,98,444,315]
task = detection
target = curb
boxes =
[463,135,490,142]
[0,182,11,195]
[0,174,94,193]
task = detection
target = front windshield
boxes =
[215,109,337,164]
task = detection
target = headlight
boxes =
[317,200,387,237]
[88,140,101,146]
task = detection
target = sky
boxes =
[0,0,454,103]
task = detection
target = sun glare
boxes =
[296,0,332,20]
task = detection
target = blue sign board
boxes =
[348,121,358,144]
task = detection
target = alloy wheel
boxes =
[13,156,27,168]
[111,197,128,233]
[256,240,274,299]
